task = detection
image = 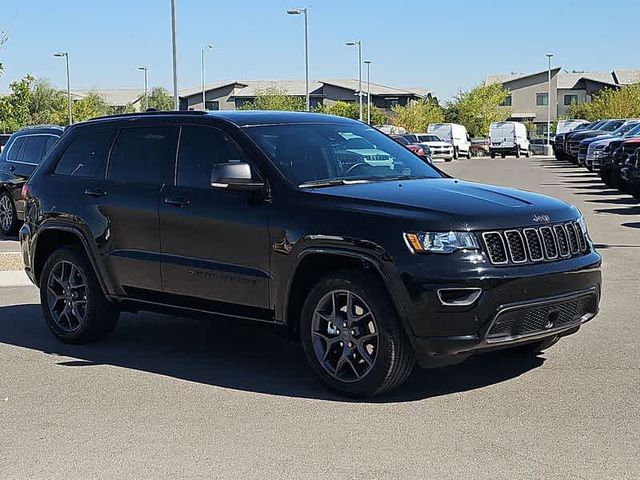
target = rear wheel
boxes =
[0,191,19,236]
[453,147,459,160]
[490,152,496,159]
[466,149,471,159]
[515,146,521,158]
[501,153,506,159]
[40,247,119,343]
[300,271,415,397]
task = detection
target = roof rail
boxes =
[18,124,65,131]
[87,110,207,122]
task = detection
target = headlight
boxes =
[404,231,479,254]
[577,215,589,237]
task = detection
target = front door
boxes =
[159,124,270,311]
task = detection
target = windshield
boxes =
[623,124,640,138]
[614,122,639,136]
[600,120,624,132]
[391,135,410,145]
[588,121,605,130]
[419,135,443,142]
[244,123,442,186]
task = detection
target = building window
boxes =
[535,123,549,136]
[536,93,549,106]
[384,98,399,109]
[205,100,219,111]
[501,95,512,107]
[564,94,578,106]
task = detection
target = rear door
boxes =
[159,123,270,310]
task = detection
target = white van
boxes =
[489,121,530,158]
[427,123,471,159]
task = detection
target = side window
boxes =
[177,125,248,189]
[7,136,26,162]
[44,136,59,154]
[108,127,171,185]
[21,136,48,165]
[54,129,116,178]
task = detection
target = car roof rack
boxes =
[87,110,208,122]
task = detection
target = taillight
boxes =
[417,147,425,156]
[21,184,31,200]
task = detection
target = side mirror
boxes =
[210,161,265,191]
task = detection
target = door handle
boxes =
[84,188,107,197]
[164,196,190,207]
[8,165,16,172]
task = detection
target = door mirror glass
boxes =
[210,161,264,190]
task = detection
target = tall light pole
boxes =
[138,66,148,111]
[53,52,72,125]
[346,41,363,121]
[287,8,309,111]
[201,44,213,109]
[170,0,179,110]
[546,53,554,146]
[364,60,371,125]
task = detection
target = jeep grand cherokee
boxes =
[19,111,602,397]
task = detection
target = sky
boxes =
[1,0,639,101]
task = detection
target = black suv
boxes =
[20,111,602,397]
[0,126,64,235]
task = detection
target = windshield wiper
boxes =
[298,178,372,188]
[364,175,432,182]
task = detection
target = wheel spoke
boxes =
[355,342,374,367]
[345,355,361,379]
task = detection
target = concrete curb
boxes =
[0,270,34,288]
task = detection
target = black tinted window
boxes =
[44,136,59,154]
[177,125,247,188]
[7,136,26,161]
[108,127,170,185]
[54,129,115,178]
[22,136,48,164]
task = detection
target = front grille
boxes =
[486,292,598,341]
[579,145,588,156]
[482,221,588,266]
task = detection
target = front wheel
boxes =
[453,147,459,160]
[40,247,119,343]
[515,146,521,158]
[0,191,19,236]
[300,272,415,397]
[466,149,471,159]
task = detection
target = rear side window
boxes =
[7,136,26,161]
[177,125,248,188]
[21,136,48,164]
[108,127,171,185]
[54,129,116,178]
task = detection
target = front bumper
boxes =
[398,251,602,368]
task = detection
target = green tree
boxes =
[319,100,387,125]
[73,91,112,122]
[239,87,305,111]
[446,83,510,137]
[567,84,640,120]
[146,87,173,111]
[391,98,445,132]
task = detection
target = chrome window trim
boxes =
[4,133,60,166]
[504,230,527,263]
[522,228,544,262]
[482,231,508,265]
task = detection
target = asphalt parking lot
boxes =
[1,156,638,480]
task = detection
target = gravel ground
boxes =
[0,253,23,271]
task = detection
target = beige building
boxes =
[486,69,640,136]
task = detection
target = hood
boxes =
[306,178,578,230]
[581,133,615,145]
[568,130,607,141]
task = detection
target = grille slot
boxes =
[539,226,558,259]
[523,228,544,261]
[482,232,508,264]
[482,222,589,266]
[504,230,527,263]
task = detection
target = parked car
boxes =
[565,119,625,164]
[586,122,640,171]
[580,120,639,169]
[489,121,530,158]
[20,111,601,397]
[612,138,640,192]
[0,133,12,152]
[389,134,432,163]
[375,124,406,135]
[620,149,640,199]
[529,138,550,156]
[0,125,63,236]
[335,134,395,169]
[402,133,453,161]
[427,123,471,159]
[470,139,490,157]
[599,133,640,184]
[555,121,599,161]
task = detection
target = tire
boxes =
[490,152,496,159]
[453,147,459,160]
[40,246,119,343]
[0,190,20,236]
[525,149,530,158]
[504,335,560,355]
[515,146,521,158]
[300,271,415,398]
[501,153,506,159]
[465,149,471,159]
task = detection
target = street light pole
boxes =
[138,66,148,110]
[170,0,179,110]
[201,44,213,110]
[53,52,72,125]
[546,53,554,146]
[364,60,371,125]
[346,40,363,121]
[287,8,309,111]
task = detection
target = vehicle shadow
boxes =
[0,303,544,404]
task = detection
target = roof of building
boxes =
[487,68,640,89]
[72,89,144,107]
[612,69,640,85]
